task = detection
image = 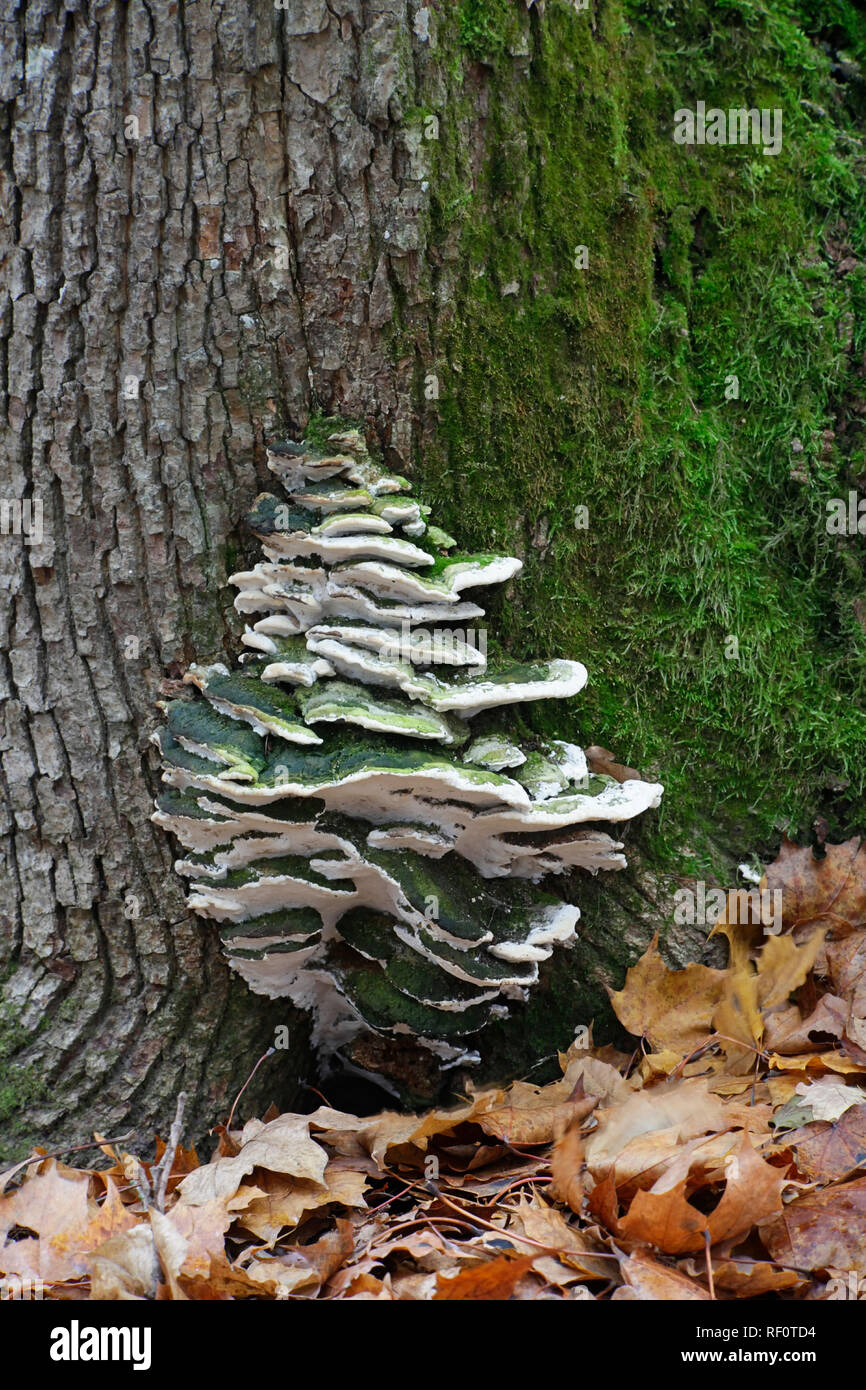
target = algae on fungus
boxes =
[154,430,663,1074]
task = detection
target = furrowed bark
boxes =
[0,0,438,1158]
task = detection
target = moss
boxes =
[457,0,522,62]
[403,0,866,876]
[0,1002,49,1163]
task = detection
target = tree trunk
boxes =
[0,0,439,1160]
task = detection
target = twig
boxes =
[704,1230,716,1300]
[423,1181,560,1253]
[227,1047,275,1131]
[152,1091,187,1212]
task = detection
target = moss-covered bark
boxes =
[408,0,866,867]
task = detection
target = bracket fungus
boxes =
[154,430,663,1082]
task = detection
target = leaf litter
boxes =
[3,838,866,1301]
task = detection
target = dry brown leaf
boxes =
[760,1173,866,1276]
[231,1163,369,1244]
[162,1197,234,1279]
[768,1050,866,1076]
[149,1206,190,1301]
[827,932,866,1050]
[0,1163,137,1283]
[681,1252,801,1297]
[712,931,763,1073]
[764,837,866,934]
[619,1247,710,1300]
[240,1221,355,1299]
[585,745,642,782]
[559,1050,633,1105]
[478,1085,597,1145]
[177,1115,328,1205]
[764,995,847,1053]
[756,930,827,1011]
[87,1225,158,1301]
[300,1217,356,1287]
[785,1103,866,1183]
[509,1198,613,1281]
[584,1079,727,1180]
[310,1092,503,1170]
[617,1134,789,1254]
[609,935,726,1055]
[550,1122,585,1214]
[610,1128,738,1198]
[433,1252,535,1300]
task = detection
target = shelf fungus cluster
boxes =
[153,430,663,1081]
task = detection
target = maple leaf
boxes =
[711,925,826,1073]
[763,837,866,934]
[550,1121,585,1214]
[682,1253,801,1297]
[177,1115,328,1205]
[433,1252,535,1300]
[760,1173,866,1276]
[584,1078,727,1180]
[609,935,726,1055]
[712,930,764,1073]
[827,931,866,1052]
[230,1163,369,1244]
[88,1225,159,1301]
[617,1134,789,1255]
[478,1082,597,1145]
[508,1196,612,1282]
[308,1091,504,1170]
[786,1103,866,1183]
[618,1248,710,1300]
[161,1198,235,1280]
[764,995,846,1053]
[0,1162,137,1284]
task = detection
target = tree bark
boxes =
[0,0,440,1159]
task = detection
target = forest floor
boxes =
[2,835,864,1302]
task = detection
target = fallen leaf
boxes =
[478,1085,597,1145]
[231,1163,369,1243]
[550,1122,585,1214]
[619,1247,710,1300]
[764,837,866,934]
[584,1079,727,1180]
[433,1253,535,1300]
[793,1076,864,1122]
[760,1174,866,1276]
[609,936,726,1055]
[827,932,866,1050]
[87,1225,158,1301]
[617,1135,789,1254]
[162,1197,234,1279]
[764,995,847,1053]
[585,745,641,782]
[682,1253,801,1297]
[0,1164,137,1283]
[786,1104,866,1183]
[177,1115,328,1205]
